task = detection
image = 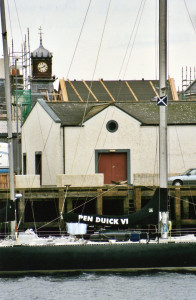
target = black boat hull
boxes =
[0,242,196,274]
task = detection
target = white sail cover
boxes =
[66,223,87,235]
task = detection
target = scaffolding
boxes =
[9,28,31,91]
[182,66,196,91]
[13,89,31,122]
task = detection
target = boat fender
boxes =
[130,233,140,242]
[168,220,172,232]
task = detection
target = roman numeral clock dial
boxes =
[37,62,48,72]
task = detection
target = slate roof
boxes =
[184,79,196,94]
[46,101,196,126]
[63,80,173,102]
[47,102,108,126]
[31,39,52,58]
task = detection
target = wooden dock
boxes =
[0,185,195,234]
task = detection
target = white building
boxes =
[21,97,196,187]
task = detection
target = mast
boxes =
[0,0,15,235]
[159,0,169,238]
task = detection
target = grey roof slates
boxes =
[184,79,196,94]
[46,101,196,126]
[31,42,52,58]
[47,102,107,126]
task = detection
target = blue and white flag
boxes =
[157,95,167,106]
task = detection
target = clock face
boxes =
[37,62,48,72]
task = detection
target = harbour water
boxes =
[0,271,195,300]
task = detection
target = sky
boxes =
[1,0,196,90]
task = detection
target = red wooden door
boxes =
[98,152,127,184]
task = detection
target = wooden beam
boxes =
[134,188,141,211]
[96,189,103,214]
[124,193,130,214]
[149,81,159,97]
[125,81,139,102]
[59,78,69,102]
[67,79,83,102]
[82,80,99,102]
[99,79,115,102]
[181,219,196,225]
[175,187,181,228]
[168,76,179,101]
[45,90,49,101]
[52,91,57,101]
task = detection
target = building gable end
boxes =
[38,99,61,123]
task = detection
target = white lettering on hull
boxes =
[79,215,129,225]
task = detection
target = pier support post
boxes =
[175,187,181,228]
[182,197,189,219]
[96,189,103,214]
[135,188,141,211]
[124,191,130,214]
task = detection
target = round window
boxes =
[106,120,118,133]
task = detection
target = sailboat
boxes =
[0,0,196,274]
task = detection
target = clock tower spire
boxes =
[38,26,43,46]
[30,27,55,104]
[31,27,52,79]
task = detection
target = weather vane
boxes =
[38,26,43,45]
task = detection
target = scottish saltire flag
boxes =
[157,95,167,106]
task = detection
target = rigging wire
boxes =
[69,0,112,215]
[114,0,146,102]
[23,1,112,230]
[66,0,92,78]
[13,0,24,43]
[6,1,13,40]
[37,183,120,231]
[80,0,112,126]
[117,0,145,79]
[31,200,37,233]
[184,0,196,36]
[70,0,112,175]
[121,0,146,80]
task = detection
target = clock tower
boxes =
[30,28,55,104]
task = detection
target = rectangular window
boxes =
[35,152,42,184]
[23,153,26,175]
